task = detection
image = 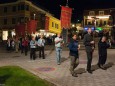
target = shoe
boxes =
[72,73,78,77]
[100,65,107,70]
[97,63,101,68]
[87,70,93,74]
[57,63,61,65]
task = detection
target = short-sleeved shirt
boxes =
[55,37,63,48]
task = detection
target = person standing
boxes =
[68,34,80,77]
[38,35,45,59]
[11,38,15,51]
[98,36,110,70]
[21,38,24,54]
[6,38,11,52]
[23,37,29,56]
[54,33,64,65]
[15,37,19,53]
[30,36,37,60]
[83,28,95,74]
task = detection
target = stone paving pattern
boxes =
[0,45,115,86]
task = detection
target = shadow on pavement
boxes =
[91,62,114,71]
[74,68,86,74]
[104,62,114,69]
[61,57,68,63]
[91,64,99,71]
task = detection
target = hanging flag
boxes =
[15,24,26,36]
[45,16,49,31]
[27,20,37,34]
[60,6,72,29]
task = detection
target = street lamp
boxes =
[34,13,36,20]
[72,24,75,27]
[77,20,80,23]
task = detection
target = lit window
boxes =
[99,11,104,15]
[52,22,54,27]
[89,11,95,16]
[55,23,57,28]
[57,24,58,29]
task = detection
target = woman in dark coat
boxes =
[98,36,110,70]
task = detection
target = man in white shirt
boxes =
[55,33,64,65]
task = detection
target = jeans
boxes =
[55,47,62,64]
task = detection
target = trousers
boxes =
[86,51,93,71]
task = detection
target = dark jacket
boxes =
[68,39,79,57]
[83,33,94,52]
[98,41,110,56]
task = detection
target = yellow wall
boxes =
[48,15,61,34]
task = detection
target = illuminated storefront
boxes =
[2,31,8,40]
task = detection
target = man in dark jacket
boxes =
[98,36,110,70]
[68,34,80,77]
[83,28,95,74]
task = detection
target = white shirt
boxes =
[55,37,63,48]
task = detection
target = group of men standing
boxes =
[30,35,45,60]
[55,28,111,77]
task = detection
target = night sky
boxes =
[0,0,115,23]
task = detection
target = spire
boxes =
[66,0,69,7]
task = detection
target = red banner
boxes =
[45,16,49,31]
[15,24,26,36]
[27,20,37,34]
[60,6,72,29]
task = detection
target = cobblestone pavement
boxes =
[0,48,115,86]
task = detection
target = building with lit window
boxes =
[83,9,114,31]
[46,14,61,34]
[0,0,52,40]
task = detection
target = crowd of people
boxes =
[54,28,111,77]
[5,28,112,77]
[6,34,56,60]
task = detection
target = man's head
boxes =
[57,33,61,38]
[40,35,43,39]
[32,36,35,40]
[87,28,92,34]
[101,36,107,42]
[72,33,77,40]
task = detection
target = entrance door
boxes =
[2,31,8,40]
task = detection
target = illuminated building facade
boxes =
[0,0,52,40]
[83,9,114,31]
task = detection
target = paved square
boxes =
[0,48,115,86]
